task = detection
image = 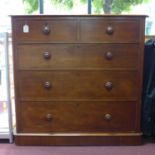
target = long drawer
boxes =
[19,101,137,133]
[18,71,138,101]
[17,44,139,70]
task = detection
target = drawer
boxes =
[13,19,77,42]
[80,19,140,43]
[18,71,138,101]
[17,44,139,70]
[19,101,137,133]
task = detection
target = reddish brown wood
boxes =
[106,25,114,35]
[18,71,138,100]
[43,51,51,60]
[19,101,137,133]
[13,19,77,42]
[42,23,51,35]
[17,44,139,70]
[80,19,140,42]
[105,51,113,60]
[11,15,146,145]
[15,135,142,146]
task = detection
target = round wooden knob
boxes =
[105,81,113,91]
[45,113,53,121]
[42,24,51,35]
[104,114,112,121]
[105,52,113,60]
[106,25,114,35]
[43,52,51,60]
[44,81,51,89]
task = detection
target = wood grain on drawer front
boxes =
[18,71,138,101]
[19,101,136,133]
[13,19,77,42]
[17,44,139,70]
[80,19,140,42]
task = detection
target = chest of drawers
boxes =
[11,15,146,145]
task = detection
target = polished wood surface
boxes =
[17,44,139,69]
[13,19,77,42]
[18,71,138,100]
[12,16,140,43]
[15,135,142,146]
[19,101,136,133]
[80,19,140,42]
[11,15,146,145]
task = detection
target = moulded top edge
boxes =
[10,14,148,18]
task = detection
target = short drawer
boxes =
[80,19,140,43]
[17,44,139,70]
[13,19,77,42]
[18,101,137,133]
[18,71,138,101]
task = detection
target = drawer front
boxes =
[13,19,77,42]
[19,101,137,133]
[18,71,138,100]
[17,44,139,70]
[80,19,140,42]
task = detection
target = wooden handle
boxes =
[106,25,114,35]
[105,81,113,91]
[104,114,112,121]
[43,24,51,35]
[105,52,113,60]
[45,113,53,121]
[43,52,51,60]
[44,81,51,89]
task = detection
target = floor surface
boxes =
[0,139,155,155]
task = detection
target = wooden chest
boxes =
[11,15,146,145]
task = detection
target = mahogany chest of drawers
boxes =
[11,15,146,145]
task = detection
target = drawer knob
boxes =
[105,52,113,60]
[44,81,51,89]
[104,114,112,121]
[43,52,51,60]
[105,81,113,91]
[45,113,53,121]
[106,25,114,35]
[43,24,51,35]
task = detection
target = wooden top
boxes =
[11,14,148,18]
